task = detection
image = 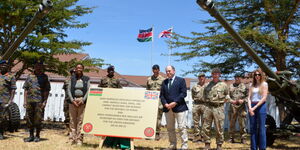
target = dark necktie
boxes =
[168,78,173,89]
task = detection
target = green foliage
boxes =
[0,0,104,79]
[169,0,300,78]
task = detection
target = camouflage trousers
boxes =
[26,102,44,130]
[192,103,206,136]
[156,108,163,133]
[63,99,70,124]
[0,104,6,131]
[202,105,224,145]
[228,103,247,139]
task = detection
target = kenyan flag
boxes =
[137,28,153,42]
[89,88,103,96]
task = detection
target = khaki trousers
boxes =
[165,110,188,149]
[69,103,85,142]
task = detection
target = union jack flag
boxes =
[144,91,159,100]
[158,28,173,38]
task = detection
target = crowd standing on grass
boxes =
[0,60,271,150]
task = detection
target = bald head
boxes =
[165,65,175,79]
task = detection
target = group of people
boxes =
[0,59,268,150]
[155,65,268,150]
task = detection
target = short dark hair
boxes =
[107,65,115,71]
[152,64,160,70]
[76,63,84,69]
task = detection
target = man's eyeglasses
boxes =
[254,74,261,76]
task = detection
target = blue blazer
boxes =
[160,76,188,113]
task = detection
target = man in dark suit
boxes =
[160,65,188,149]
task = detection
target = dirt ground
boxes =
[0,124,299,150]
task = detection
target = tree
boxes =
[169,0,300,78]
[0,0,104,79]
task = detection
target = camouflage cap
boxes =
[198,73,205,77]
[211,68,221,74]
[152,64,160,70]
[0,60,8,65]
[107,65,115,71]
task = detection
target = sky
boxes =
[66,0,212,78]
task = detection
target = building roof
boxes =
[11,53,192,88]
[122,72,191,89]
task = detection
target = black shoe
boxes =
[0,134,4,140]
[24,136,34,142]
[34,136,40,142]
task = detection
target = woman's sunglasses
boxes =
[254,74,261,76]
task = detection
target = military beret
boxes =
[211,68,221,74]
[0,60,8,65]
[234,73,243,78]
[152,64,160,70]
[107,65,115,71]
[34,59,44,65]
[198,73,205,77]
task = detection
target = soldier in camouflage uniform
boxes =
[0,60,17,140]
[63,69,74,137]
[98,66,122,88]
[23,61,51,142]
[191,73,207,142]
[228,73,248,144]
[99,66,130,149]
[202,68,229,150]
[146,64,165,141]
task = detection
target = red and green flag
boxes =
[137,28,153,42]
[89,88,103,96]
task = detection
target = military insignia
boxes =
[144,127,154,137]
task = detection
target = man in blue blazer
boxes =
[160,65,188,149]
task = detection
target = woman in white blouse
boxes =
[247,69,268,150]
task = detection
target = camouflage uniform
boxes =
[98,76,122,88]
[146,74,165,138]
[63,78,71,135]
[202,80,228,145]
[0,73,17,138]
[191,82,207,140]
[23,74,51,135]
[228,82,248,141]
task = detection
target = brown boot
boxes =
[204,143,210,150]
[216,144,222,150]
[241,138,246,144]
[228,137,235,143]
[193,135,202,142]
[155,133,160,141]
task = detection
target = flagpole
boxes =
[168,26,173,65]
[151,25,154,72]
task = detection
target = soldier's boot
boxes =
[216,144,222,150]
[0,129,4,140]
[65,123,70,136]
[241,138,246,144]
[34,129,41,142]
[228,137,235,143]
[204,143,210,150]
[155,133,160,141]
[24,129,34,142]
[193,135,202,142]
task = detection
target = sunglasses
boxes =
[254,74,261,76]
